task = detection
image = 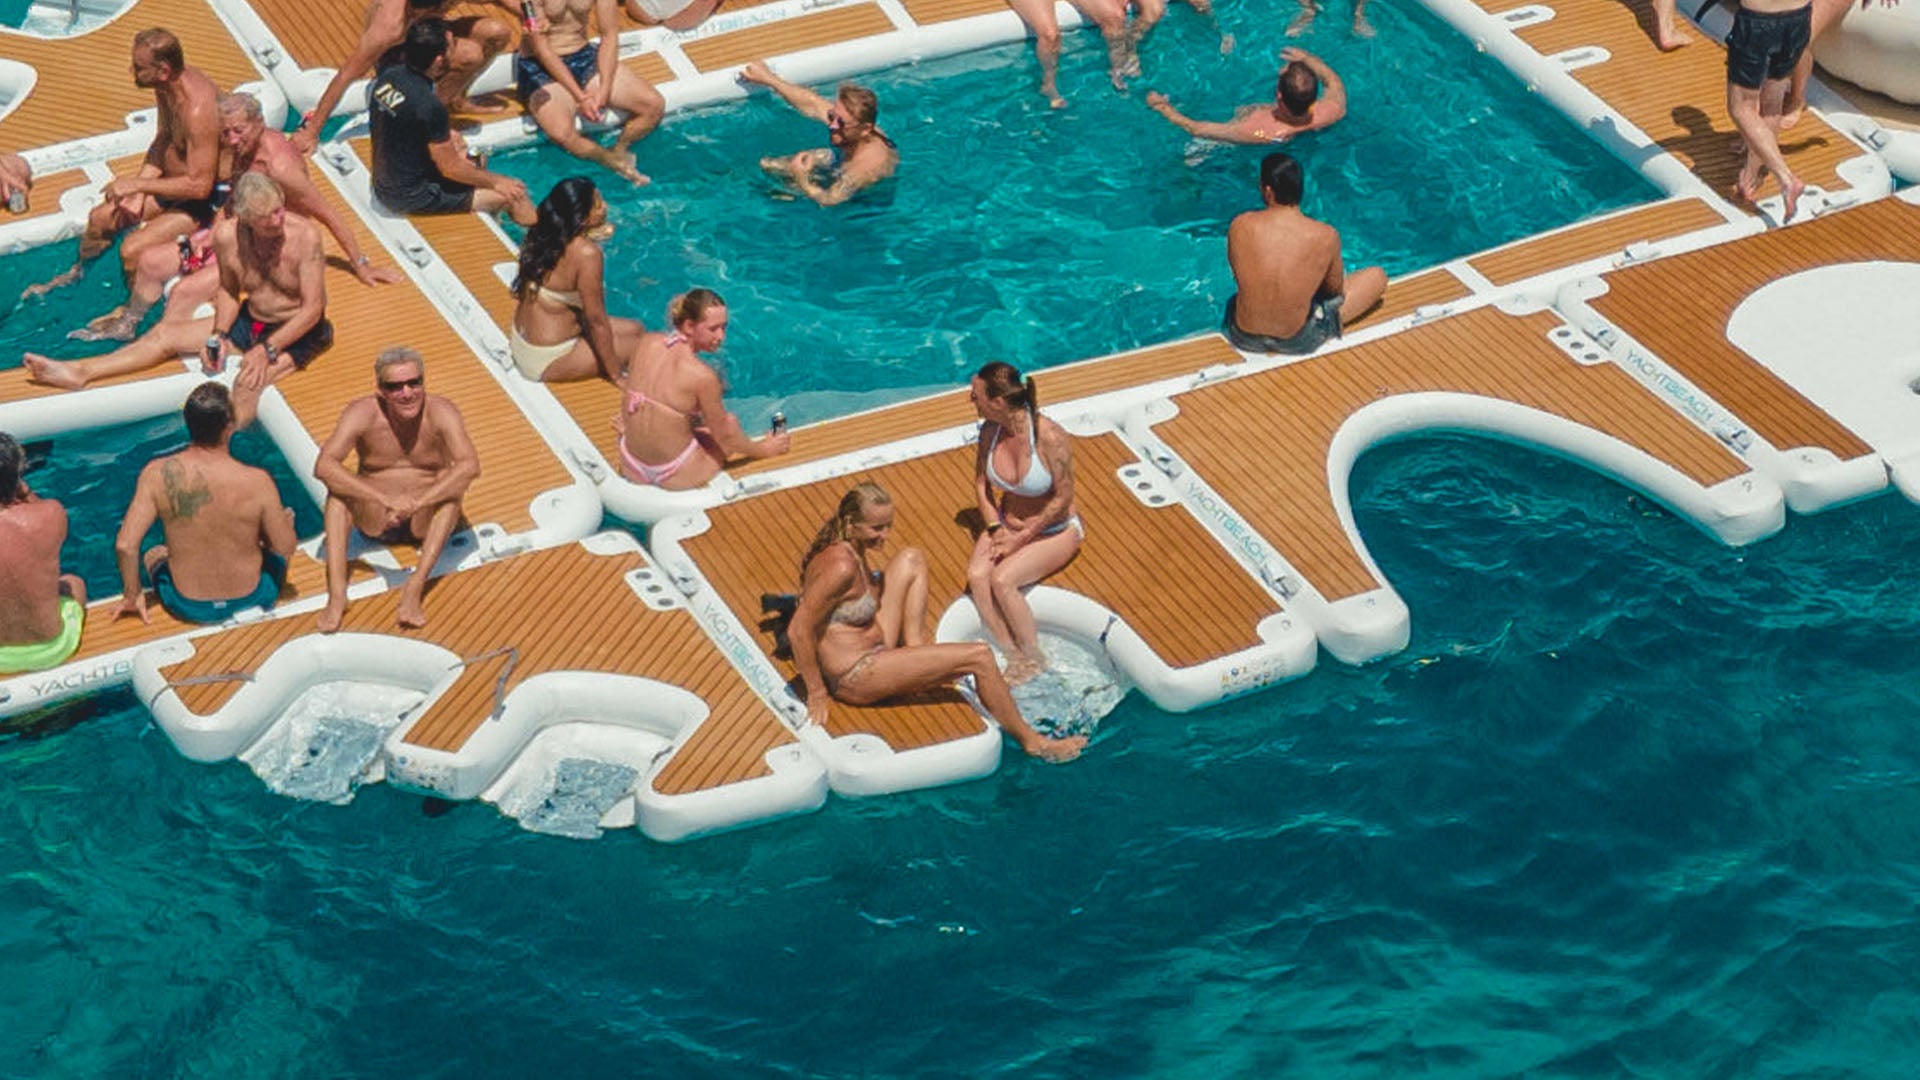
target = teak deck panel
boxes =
[1466,197,1727,286]
[149,542,796,795]
[1346,267,1472,332]
[899,0,1009,23]
[0,0,263,154]
[679,3,896,72]
[1466,0,1861,198]
[1586,197,1920,461]
[1154,306,1753,601]
[682,434,1282,748]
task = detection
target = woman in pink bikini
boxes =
[788,483,1085,763]
[616,288,789,488]
[966,361,1081,684]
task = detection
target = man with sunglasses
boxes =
[740,61,897,207]
[313,348,479,632]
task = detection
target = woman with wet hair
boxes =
[788,482,1084,762]
[967,361,1081,683]
[510,176,643,382]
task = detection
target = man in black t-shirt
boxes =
[368,19,536,225]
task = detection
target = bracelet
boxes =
[353,254,371,266]
[986,521,1002,533]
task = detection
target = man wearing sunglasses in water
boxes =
[740,61,897,207]
[313,347,478,633]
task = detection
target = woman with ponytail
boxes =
[789,483,1084,762]
[509,176,643,382]
[966,361,1082,683]
[616,287,790,488]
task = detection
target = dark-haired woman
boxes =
[510,176,643,382]
[790,483,1085,763]
[967,361,1081,683]
[617,288,789,488]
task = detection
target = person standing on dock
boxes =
[314,348,479,632]
[112,384,298,626]
[367,19,538,226]
[740,62,898,207]
[517,0,665,185]
[1222,152,1384,355]
[290,0,515,153]
[789,483,1085,763]
[1725,0,1814,220]
[1145,48,1346,145]
[967,362,1082,686]
[0,434,88,677]
[22,30,221,322]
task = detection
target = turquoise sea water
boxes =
[10,2,1918,1075]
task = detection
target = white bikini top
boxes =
[986,418,1052,499]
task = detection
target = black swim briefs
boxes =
[228,300,336,370]
[1726,3,1812,90]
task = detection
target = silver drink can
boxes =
[770,411,787,435]
[5,189,25,214]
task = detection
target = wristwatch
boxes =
[263,342,279,364]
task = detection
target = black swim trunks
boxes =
[1222,292,1343,355]
[515,42,602,104]
[228,300,335,370]
[1726,3,1812,90]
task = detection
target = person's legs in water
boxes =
[23,276,215,389]
[969,523,1080,682]
[1004,0,1067,108]
[607,67,666,174]
[833,639,1086,761]
[523,63,647,184]
[1070,0,1135,91]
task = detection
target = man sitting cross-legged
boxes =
[517,0,665,184]
[26,173,332,431]
[313,348,479,631]
[113,383,298,626]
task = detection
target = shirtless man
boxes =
[0,434,88,677]
[1726,0,1815,220]
[0,153,31,215]
[291,0,514,152]
[23,30,221,322]
[83,92,402,344]
[313,348,479,631]
[24,173,332,427]
[1145,48,1346,145]
[742,63,898,207]
[368,19,537,225]
[517,0,665,184]
[1223,152,1384,355]
[113,383,297,626]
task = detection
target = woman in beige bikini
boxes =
[509,176,644,382]
[789,483,1085,763]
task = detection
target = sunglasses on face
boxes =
[379,376,424,392]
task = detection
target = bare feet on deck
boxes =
[1653,22,1693,50]
[317,597,346,633]
[1780,176,1806,222]
[23,353,84,389]
[396,587,428,629]
[1021,732,1087,763]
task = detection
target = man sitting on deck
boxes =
[517,0,664,184]
[0,154,32,215]
[22,30,222,329]
[314,348,480,632]
[1145,48,1346,145]
[0,434,88,676]
[113,384,298,626]
[741,62,898,207]
[1222,152,1384,355]
[25,174,332,431]
[290,0,515,154]
[368,19,538,226]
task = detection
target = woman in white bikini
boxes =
[616,288,789,488]
[509,176,643,382]
[966,361,1082,683]
[790,483,1084,762]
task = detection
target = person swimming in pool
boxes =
[0,434,88,677]
[1223,151,1385,356]
[616,288,790,489]
[740,61,898,207]
[510,176,644,382]
[113,383,297,627]
[313,348,479,632]
[1145,48,1347,145]
[789,483,1085,762]
[966,362,1082,685]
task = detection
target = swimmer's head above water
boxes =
[827,83,880,148]
[1276,61,1320,117]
